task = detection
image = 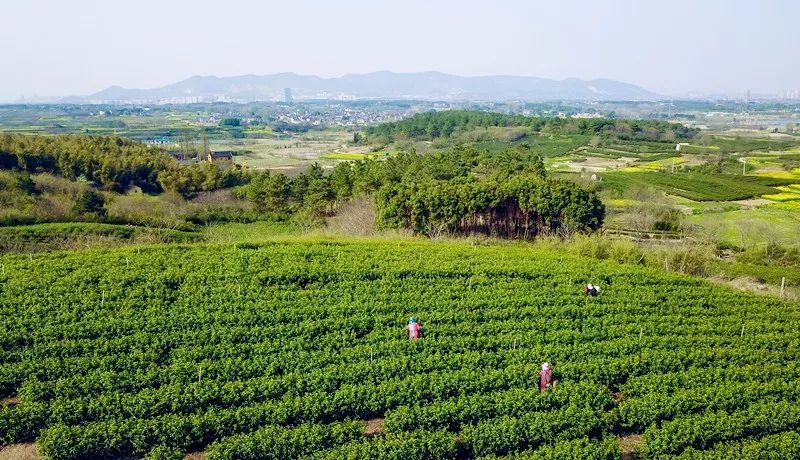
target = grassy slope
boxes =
[686,205,800,247]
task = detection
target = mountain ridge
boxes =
[69,71,661,103]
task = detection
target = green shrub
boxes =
[72,189,106,217]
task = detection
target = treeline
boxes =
[238,146,604,238]
[365,110,697,142]
[0,133,245,196]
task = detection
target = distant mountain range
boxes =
[64,71,661,103]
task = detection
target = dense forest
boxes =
[0,134,245,196]
[365,110,698,142]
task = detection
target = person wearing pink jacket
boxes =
[539,362,553,391]
[407,317,421,340]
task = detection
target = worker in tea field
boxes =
[407,316,422,340]
[539,362,553,391]
[585,283,599,296]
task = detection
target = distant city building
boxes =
[284,88,293,103]
[571,112,603,119]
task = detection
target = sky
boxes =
[3,0,799,101]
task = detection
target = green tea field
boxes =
[1,240,799,459]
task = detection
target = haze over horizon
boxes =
[3,0,799,102]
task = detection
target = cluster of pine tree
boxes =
[376,175,604,238]
[373,147,604,238]
[365,110,697,142]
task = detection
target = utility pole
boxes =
[181,129,195,160]
[742,157,746,176]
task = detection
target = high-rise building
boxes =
[284,88,293,103]
[778,89,800,100]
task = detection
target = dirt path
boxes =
[620,434,644,460]
[0,444,41,460]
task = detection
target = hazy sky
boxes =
[3,0,799,101]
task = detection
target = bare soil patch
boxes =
[620,434,644,460]
[327,197,378,236]
[734,198,772,207]
[612,391,626,404]
[185,452,206,460]
[0,444,41,460]
[707,276,799,302]
[364,418,385,437]
[679,154,707,166]
[566,156,636,172]
[755,165,785,173]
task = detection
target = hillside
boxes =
[73,72,660,103]
[1,239,798,459]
